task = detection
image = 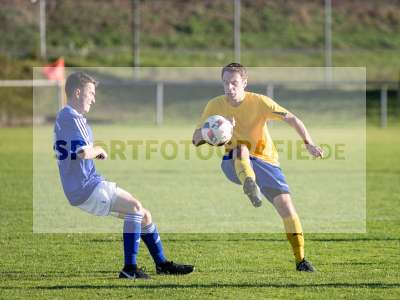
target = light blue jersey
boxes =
[54,106,103,206]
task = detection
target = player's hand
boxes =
[306,143,323,159]
[192,128,206,146]
[95,147,108,160]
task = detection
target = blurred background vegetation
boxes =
[0,0,399,125]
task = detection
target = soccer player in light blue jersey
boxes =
[54,72,194,279]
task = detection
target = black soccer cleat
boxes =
[243,177,262,207]
[296,259,316,272]
[156,261,194,275]
[119,265,150,279]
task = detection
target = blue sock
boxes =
[123,213,143,266]
[141,223,167,265]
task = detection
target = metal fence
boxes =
[1,78,397,127]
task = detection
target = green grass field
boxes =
[32,124,366,234]
[0,125,399,299]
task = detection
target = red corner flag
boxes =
[43,57,66,108]
[42,57,65,81]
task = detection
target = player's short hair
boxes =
[65,72,98,99]
[221,63,248,80]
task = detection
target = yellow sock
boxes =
[234,158,255,184]
[283,215,305,263]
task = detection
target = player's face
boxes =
[78,83,96,114]
[222,71,247,103]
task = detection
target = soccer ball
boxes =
[201,115,233,146]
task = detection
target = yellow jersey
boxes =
[196,91,289,166]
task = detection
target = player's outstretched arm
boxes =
[192,128,206,147]
[283,113,324,158]
[77,146,108,160]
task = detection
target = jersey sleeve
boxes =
[195,99,220,128]
[58,117,92,154]
[260,95,290,121]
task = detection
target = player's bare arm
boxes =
[77,145,108,160]
[282,112,324,158]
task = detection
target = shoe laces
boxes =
[130,266,148,281]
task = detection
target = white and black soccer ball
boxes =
[201,115,233,146]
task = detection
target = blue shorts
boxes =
[221,153,290,203]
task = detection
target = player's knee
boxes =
[273,194,296,218]
[279,194,292,205]
[240,144,250,157]
[275,195,291,207]
[142,208,152,225]
[234,144,250,160]
[128,199,144,215]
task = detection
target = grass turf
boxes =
[0,125,399,299]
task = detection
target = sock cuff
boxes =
[141,223,156,234]
[283,214,299,220]
[125,213,143,223]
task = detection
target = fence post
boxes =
[156,82,164,125]
[380,85,388,128]
[132,0,141,80]
[234,0,241,63]
[324,0,332,83]
[266,84,274,99]
[397,71,400,117]
[39,0,47,59]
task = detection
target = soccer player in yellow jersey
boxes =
[192,63,323,272]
